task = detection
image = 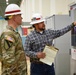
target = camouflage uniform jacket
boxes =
[0,26,27,75]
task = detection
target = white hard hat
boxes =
[5,4,22,16]
[30,13,45,25]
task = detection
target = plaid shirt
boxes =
[24,24,74,60]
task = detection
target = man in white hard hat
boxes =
[24,13,76,75]
[0,4,27,75]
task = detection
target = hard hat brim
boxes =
[30,19,45,25]
[4,12,22,16]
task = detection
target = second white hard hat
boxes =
[5,4,22,16]
[30,13,45,25]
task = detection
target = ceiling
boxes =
[0,0,22,18]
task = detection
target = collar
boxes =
[6,25,18,32]
[35,29,45,34]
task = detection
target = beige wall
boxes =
[0,20,7,35]
[21,0,76,22]
[55,0,70,15]
[69,0,76,4]
[42,0,50,17]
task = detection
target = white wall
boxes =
[55,0,70,15]
[0,20,7,35]
[20,0,76,22]
[69,0,76,4]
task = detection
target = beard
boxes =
[39,27,45,31]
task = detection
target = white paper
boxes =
[71,48,76,60]
[40,45,59,66]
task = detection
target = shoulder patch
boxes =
[5,35,14,42]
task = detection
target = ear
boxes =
[8,15,13,19]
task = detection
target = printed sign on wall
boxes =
[22,27,28,36]
[71,48,76,60]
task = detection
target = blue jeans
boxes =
[30,62,55,75]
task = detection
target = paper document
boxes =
[71,48,76,60]
[40,45,59,65]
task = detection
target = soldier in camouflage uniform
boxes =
[0,4,27,75]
